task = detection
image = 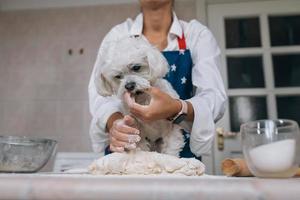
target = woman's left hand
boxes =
[123,87,181,122]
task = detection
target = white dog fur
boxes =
[95,36,185,157]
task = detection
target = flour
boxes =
[89,150,205,176]
[249,139,296,173]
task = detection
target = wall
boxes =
[0,1,197,157]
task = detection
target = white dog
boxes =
[95,36,185,157]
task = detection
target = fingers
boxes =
[127,100,149,115]
[109,116,140,153]
[123,92,135,107]
[123,115,137,127]
[109,144,124,153]
[131,103,148,113]
[115,117,139,134]
[129,109,151,122]
[111,129,141,143]
[143,87,159,97]
[124,102,153,122]
[109,136,137,152]
[110,137,127,148]
[123,88,163,121]
[123,92,149,114]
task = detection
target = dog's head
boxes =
[94,36,169,98]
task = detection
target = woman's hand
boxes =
[123,87,181,122]
[108,115,141,152]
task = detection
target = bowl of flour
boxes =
[241,119,299,178]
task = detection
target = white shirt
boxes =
[88,12,227,157]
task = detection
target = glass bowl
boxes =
[241,119,299,178]
[0,136,57,173]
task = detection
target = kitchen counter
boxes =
[0,173,299,200]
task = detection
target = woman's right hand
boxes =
[108,115,140,152]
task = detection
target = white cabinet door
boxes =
[208,0,300,174]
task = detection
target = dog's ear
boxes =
[146,47,169,79]
[94,73,113,97]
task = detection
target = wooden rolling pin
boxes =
[221,158,300,177]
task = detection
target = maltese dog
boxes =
[95,36,185,157]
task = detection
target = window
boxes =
[227,56,265,88]
[269,15,300,46]
[229,96,267,132]
[225,17,261,48]
[277,96,300,125]
[209,1,300,132]
[208,0,300,175]
[273,54,300,87]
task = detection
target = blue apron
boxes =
[162,34,200,160]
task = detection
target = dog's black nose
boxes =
[125,82,136,91]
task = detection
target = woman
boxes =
[88,0,227,159]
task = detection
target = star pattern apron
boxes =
[162,34,201,160]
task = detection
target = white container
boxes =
[241,119,299,178]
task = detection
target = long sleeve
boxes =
[186,22,227,156]
[88,29,123,153]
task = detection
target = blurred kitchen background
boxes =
[0,0,299,174]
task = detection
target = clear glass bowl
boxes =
[0,136,57,173]
[241,119,300,178]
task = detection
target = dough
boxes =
[88,150,205,176]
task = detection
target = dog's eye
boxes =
[114,74,123,79]
[131,64,141,72]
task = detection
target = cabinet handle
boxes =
[216,128,240,151]
[217,131,224,151]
